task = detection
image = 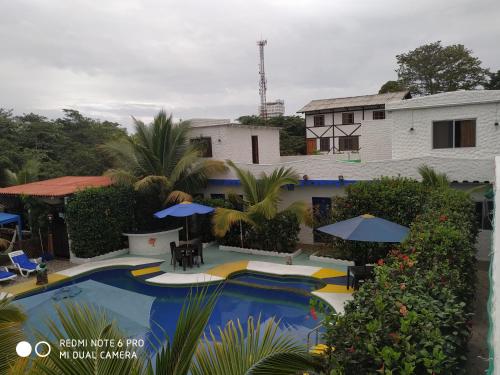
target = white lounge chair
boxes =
[0,266,16,282]
[8,250,39,277]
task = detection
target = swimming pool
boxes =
[15,268,325,350]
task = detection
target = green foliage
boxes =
[66,186,135,258]
[0,298,26,375]
[418,164,450,188]
[192,197,235,243]
[378,80,407,94]
[0,109,127,187]
[323,177,427,263]
[322,184,477,374]
[396,41,488,95]
[103,110,226,200]
[246,211,300,252]
[237,115,306,155]
[485,69,500,90]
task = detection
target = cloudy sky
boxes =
[1,0,499,130]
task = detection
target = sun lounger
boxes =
[0,266,16,282]
[8,250,38,277]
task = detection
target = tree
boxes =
[237,115,306,155]
[378,80,407,94]
[396,41,488,95]
[485,70,500,90]
[103,110,227,203]
[213,161,311,241]
[3,159,40,186]
[0,297,26,375]
[417,164,449,188]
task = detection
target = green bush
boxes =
[319,177,428,263]
[66,185,135,258]
[192,197,234,243]
[246,211,300,252]
[321,185,477,374]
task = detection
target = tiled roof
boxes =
[297,91,410,113]
[0,176,112,197]
[386,90,500,110]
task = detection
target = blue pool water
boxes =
[16,268,323,350]
[228,272,324,292]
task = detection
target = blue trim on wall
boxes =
[208,179,357,187]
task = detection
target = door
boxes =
[53,214,70,258]
[307,139,316,155]
[251,136,259,164]
[312,197,332,242]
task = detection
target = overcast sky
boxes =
[1,0,499,131]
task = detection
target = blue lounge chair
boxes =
[0,266,16,282]
[8,250,38,277]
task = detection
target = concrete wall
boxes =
[390,102,500,160]
[188,125,281,164]
[491,156,499,373]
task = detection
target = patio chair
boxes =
[8,250,38,277]
[0,266,16,282]
[170,242,189,271]
[192,239,203,267]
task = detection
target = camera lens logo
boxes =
[16,341,51,358]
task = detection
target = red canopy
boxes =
[0,176,112,198]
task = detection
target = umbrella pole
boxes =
[239,220,243,248]
[186,217,189,242]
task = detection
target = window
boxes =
[432,119,476,149]
[338,135,359,151]
[319,137,330,152]
[190,137,213,157]
[342,112,354,124]
[313,115,325,127]
[312,197,332,243]
[372,110,385,120]
[251,135,259,164]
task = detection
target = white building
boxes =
[297,91,411,160]
[188,90,500,252]
[261,100,285,118]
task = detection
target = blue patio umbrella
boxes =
[317,214,409,243]
[317,214,409,266]
[154,201,214,241]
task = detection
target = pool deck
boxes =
[1,245,354,313]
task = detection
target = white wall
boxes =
[491,156,499,373]
[305,112,391,161]
[188,125,281,164]
[390,102,500,160]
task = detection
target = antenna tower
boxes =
[257,39,267,119]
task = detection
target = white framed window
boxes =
[432,119,476,149]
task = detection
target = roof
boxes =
[189,123,281,131]
[187,118,231,128]
[0,176,113,198]
[297,91,410,113]
[386,90,500,111]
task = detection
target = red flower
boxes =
[439,215,448,222]
[400,283,406,290]
[399,263,404,271]
[377,259,384,266]
[347,346,355,353]
[310,306,318,321]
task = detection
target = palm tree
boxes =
[2,159,40,187]
[192,316,319,375]
[213,161,311,241]
[103,110,226,203]
[0,297,27,375]
[27,288,316,375]
[417,164,449,188]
